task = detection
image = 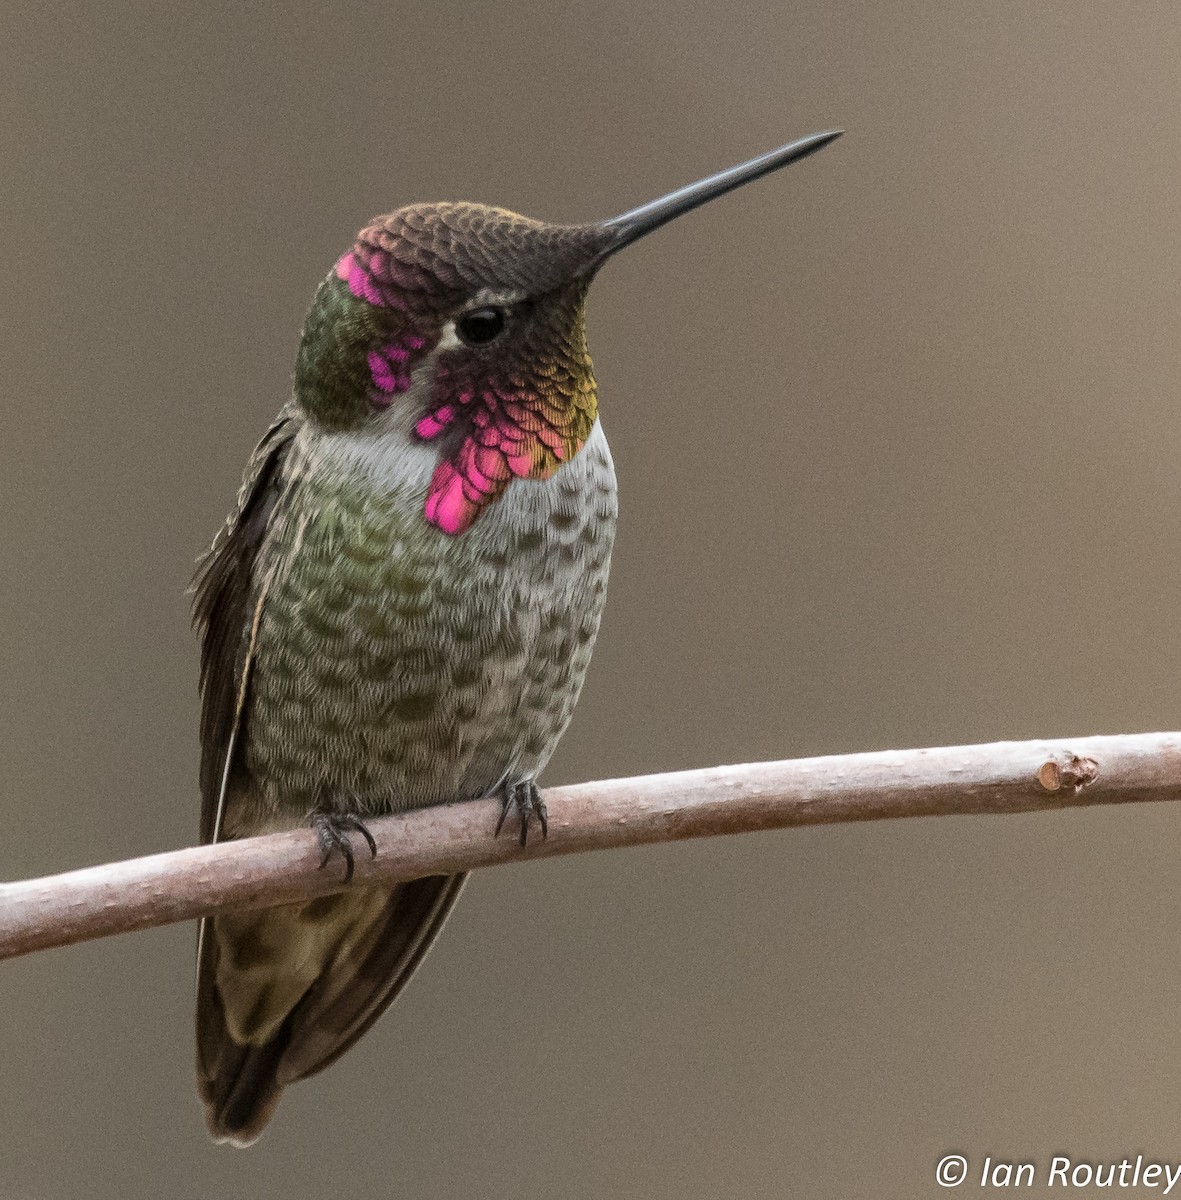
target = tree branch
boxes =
[2,731,1178,962]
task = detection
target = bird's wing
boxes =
[191,407,470,1146]
[191,407,301,845]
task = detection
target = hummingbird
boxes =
[192,128,842,1146]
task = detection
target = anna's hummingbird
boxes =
[192,129,842,1145]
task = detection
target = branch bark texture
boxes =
[2,731,1179,962]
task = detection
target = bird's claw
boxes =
[310,811,377,883]
[495,779,548,847]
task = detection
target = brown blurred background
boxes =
[3,2,1180,1197]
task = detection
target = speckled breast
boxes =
[243,419,617,819]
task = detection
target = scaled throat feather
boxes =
[321,219,600,536]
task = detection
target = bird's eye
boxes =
[457,306,506,346]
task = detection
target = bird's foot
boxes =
[494,778,547,847]
[309,809,377,883]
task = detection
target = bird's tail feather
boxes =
[196,872,468,1146]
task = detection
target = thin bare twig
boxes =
[2,731,1178,962]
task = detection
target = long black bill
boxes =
[589,129,843,267]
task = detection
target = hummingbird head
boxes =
[295,204,611,534]
[293,130,842,535]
